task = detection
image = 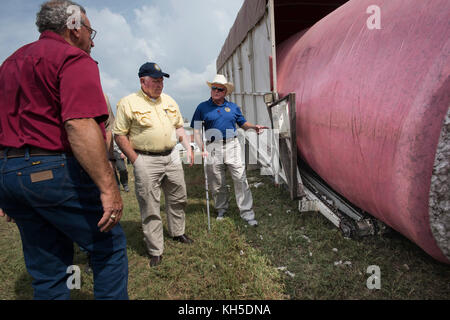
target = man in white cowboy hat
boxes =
[191,74,268,226]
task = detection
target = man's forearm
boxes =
[176,127,194,166]
[176,127,191,151]
[194,129,204,151]
[105,130,114,160]
[65,118,116,192]
[241,122,255,131]
[241,122,268,134]
[65,118,123,232]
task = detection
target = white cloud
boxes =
[0,18,38,64]
[86,7,156,109]
[212,10,233,34]
[88,7,155,70]
[169,60,217,100]
[0,0,245,119]
[99,70,121,113]
[126,0,243,117]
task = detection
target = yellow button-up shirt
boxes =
[113,90,184,152]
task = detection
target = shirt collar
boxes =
[209,97,228,107]
[39,30,71,45]
[139,89,161,103]
[39,31,94,61]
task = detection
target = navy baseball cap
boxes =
[138,62,170,78]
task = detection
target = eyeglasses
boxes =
[81,22,97,41]
[211,86,225,92]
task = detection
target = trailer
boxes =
[216,0,450,264]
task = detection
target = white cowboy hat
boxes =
[206,74,234,95]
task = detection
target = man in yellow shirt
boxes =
[114,62,194,267]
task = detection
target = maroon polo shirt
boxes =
[0,31,108,152]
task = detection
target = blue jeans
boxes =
[0,151,128,300]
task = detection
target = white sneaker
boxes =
[247,219,258,226]
[217,210,226,220]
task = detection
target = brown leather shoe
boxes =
[173,234,193,244]
[149,255,162,267]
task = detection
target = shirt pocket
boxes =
[131,104,153,127]
[164,105,180,126]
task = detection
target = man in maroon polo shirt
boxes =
[0,0,128,299]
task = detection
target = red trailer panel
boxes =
[277,0,449,263]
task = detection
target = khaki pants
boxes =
[206,138,255,221]
[133,150,187,256]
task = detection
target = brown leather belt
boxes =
[135,149,173,156]
[0,146,65,159]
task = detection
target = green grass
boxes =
[0,162,449,300]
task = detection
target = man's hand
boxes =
[241,122,269,134]
[187,148,194,167]
[0,208,15,223]
[130,153,139,164]
[115,135,139,165]
[97,189,123,233]
[254,124,269,134]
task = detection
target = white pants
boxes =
[206,138,255,221]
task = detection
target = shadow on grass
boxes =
[14,271,94,300]
[120,202,206,258]
[120,220,146,258]
[14,272,33,299]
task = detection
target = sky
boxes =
[0,0,244,120]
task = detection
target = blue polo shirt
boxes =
[191,98,247,141]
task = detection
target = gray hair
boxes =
[36,0,86,34]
